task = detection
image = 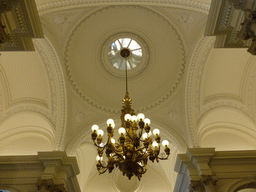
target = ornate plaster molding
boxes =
[33,39,57,126]
[64,5,186,114]
[33,39,67,150]
[36,0,210,15]
[185,36,215,147]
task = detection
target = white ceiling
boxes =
[1,0,256,191]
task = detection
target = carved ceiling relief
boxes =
[71,97,98,125]
[161,8,205,38]
[41,8,97,43]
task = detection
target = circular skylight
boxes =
[108,38,142,70]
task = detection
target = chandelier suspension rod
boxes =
[125,59,128,94]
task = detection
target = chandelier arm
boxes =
[125,126,134,141]
[109,145,126,160]
[93,140,105,148]
[110,145,123,155]
[93,139,110,152]
[134,146,147,152]
[98,167,108,175]
[158,155,170,160]
[98,159,108,169]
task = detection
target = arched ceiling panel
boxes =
[0,52,49,106]
[0,113,55,155]
[198,108,256,133]
[200,131,256,151]
[0,113,54,137]
[0,133,53,155]
[198,108,256,150]
[202,48,251,101]
[73,143,98,192]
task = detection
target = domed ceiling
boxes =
[65,5,185,112]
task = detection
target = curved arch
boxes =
[198,107,256,150]
[0,64,11,112]
[229,180,256,192]
[240,55,256,121]
[0,112,55,136]
[184,36,215,147]
[0,112,55,155]
[0,132,54,155]
[72,143,98,192]
[82,157,173,192]
[33,38,67,150]
[36,0,211,16]
[0,186,20,192]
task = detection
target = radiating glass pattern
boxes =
[108,38,142,70]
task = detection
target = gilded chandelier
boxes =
[91,45,170,180]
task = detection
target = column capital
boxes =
[189,180,205,192]
[36,179,67,192]
[201,175,218,186]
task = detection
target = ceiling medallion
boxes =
[102,33,149,77]
[91,59,170,180]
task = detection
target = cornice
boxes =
[64,5,186,114]
[36,0,210,15]
[185,36,215,147]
